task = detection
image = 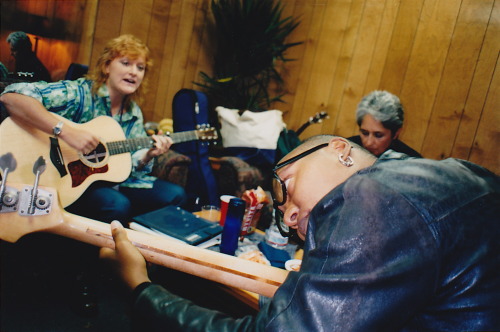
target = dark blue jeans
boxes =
[66,179,187,225]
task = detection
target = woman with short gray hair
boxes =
[349,90,421,157]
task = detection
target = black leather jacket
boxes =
[132,152,500,331]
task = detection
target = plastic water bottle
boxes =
[219,198,246,255]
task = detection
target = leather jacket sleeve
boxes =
[132,283,266,332]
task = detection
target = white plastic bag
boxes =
[216,106,285,149]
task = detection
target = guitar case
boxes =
[172,89,218,210]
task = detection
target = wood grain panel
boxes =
[151,0,184,120]
[421,0,494,160]
[4,0,499,173]
[121,0,154,41]
[91,0,125,68]
[333,0,387,138]
[142,0,173,121]
[286,1,326,128]
[398,0,462,153]
[293,0,343,136]
[362,0,400,96]
[469,59,500,172]
[378,0,424,98]
[183,0,209,90]
[452,0,500,169]
[277,0,310,121]
[327,0,364,136]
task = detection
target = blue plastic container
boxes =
[219,198,246,255]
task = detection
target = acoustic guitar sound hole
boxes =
[83,143,107,166]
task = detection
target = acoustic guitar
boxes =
[0,170,288,297]
[0,114,217,207]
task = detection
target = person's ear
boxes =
[328,137,352,159]
[393,128,402,140]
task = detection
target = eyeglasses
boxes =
[272,143,329,237]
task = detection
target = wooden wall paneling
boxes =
[5,0,497,171]
[91,0,125,69]
[332,0,388,139]
[33,0,48,16]
[120,0,155,118]
[452,0,500,165]
[327,0,366,137]
[77,0,98,65]
[421,0,494,160]
[189,0,210,85]
[275,0,308,119]
[21,0,41,15]
[182,0,209,90]
[152,0,184,120]
[379,0,424,97]
[44,0,56,18]
[143,0,173,121]
[469,60,500,174]
[398,0,462,154]
[292,0,346,137]
[193,0,214,102]
[121,0,154,41]
[307,1,359,137]
[164,0,198,108]
[286,1,328,130]
[362,0,400,96]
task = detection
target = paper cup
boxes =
[219,195,236,226]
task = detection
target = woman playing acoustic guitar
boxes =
[0,34,186,223]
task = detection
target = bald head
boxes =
[278,135,369,166]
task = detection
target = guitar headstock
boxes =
[309,111,329,124]
[195,125,218,142]
[16,72,35,78]
[0,182,63,242]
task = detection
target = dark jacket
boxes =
[348,135,422,158]
[132,152,500,331]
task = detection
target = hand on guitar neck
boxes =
[100,221,152,290]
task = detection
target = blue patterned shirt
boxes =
[2,78,156,188]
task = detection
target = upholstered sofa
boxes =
[151,151,265,199]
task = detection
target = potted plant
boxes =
[196,0,301,112]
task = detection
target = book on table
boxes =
[130,206,223,249]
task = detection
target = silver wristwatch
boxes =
[53,121,64,137]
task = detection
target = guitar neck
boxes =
[59,212,287,298]
[295,111,329,137]
[295,122,310,136]
[106,131,199,156]
[0,183,287,298]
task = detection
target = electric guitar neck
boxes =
[0,179,287,298]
